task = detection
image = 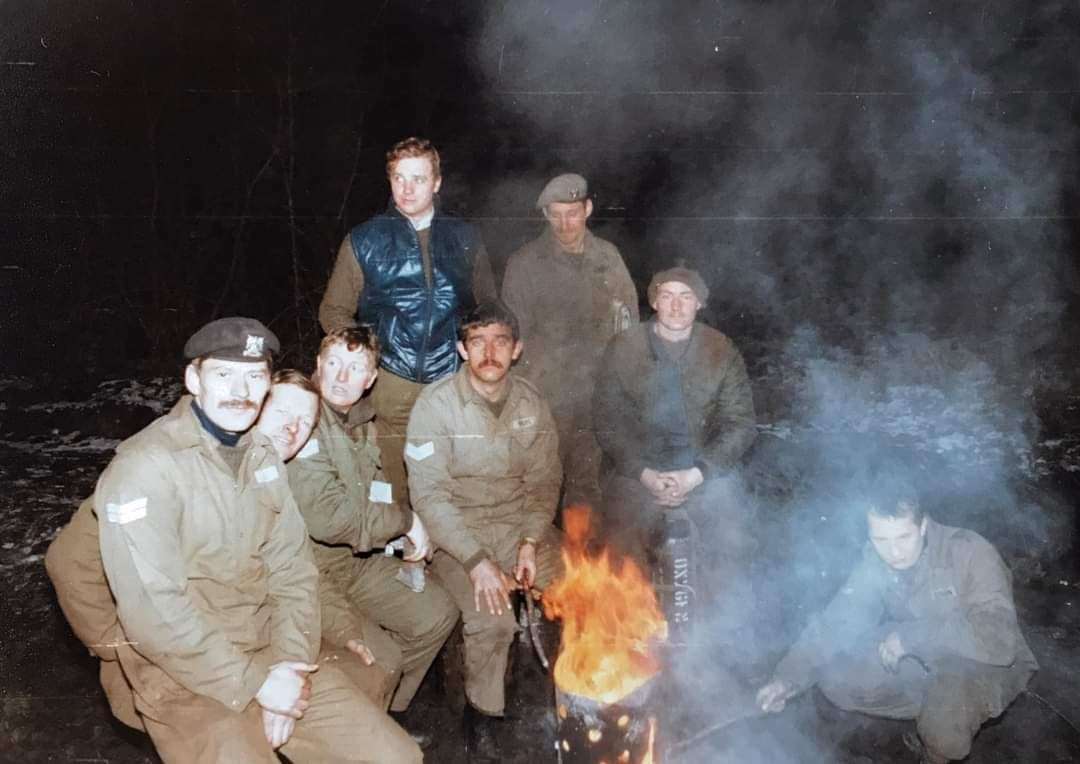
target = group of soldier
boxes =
[44,137,1037,764]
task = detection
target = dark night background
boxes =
[3,1,1080,762]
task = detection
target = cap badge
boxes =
[243,334,265,358]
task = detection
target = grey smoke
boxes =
[473,1,1078,758]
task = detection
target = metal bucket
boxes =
[554,676,658,763]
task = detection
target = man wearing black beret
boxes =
[92,317,421,762]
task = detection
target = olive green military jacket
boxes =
[286,399,412,555]
[501,229,638,418]
[286,399,413,645]
[593,320,757,480]
[405,367,562,572]
[95,397,320,713]
[774,519,1038,707]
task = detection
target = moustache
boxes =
[479,360,504,370]
[220,399,258,411]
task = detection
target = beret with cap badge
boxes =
[183,317,280,362]
[536,173,589,210]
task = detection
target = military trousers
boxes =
[817,645,1034,761]
[429,529,564,715]
[369,368,427,509]
[323,548,459,712]
[137,663,421,764]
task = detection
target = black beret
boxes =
[183,317,280,362]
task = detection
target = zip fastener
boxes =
[413,220,435,382]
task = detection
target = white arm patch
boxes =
[296,438,320,459]
[405,441,435,461]
[106,497,148,525]
[255,466,279,484]
[368,480,393,504]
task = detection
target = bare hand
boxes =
[657,467,704,500]
[757,680,796,713]
[469,558,513,616]
[262,709,296,749]
[640,468,677,502]
[513,542,537,590]
[345,639,375,666]
[256,661,318,718]
[878,631,906,673]
[404,514,432,562]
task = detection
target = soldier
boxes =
[406,301,564,761]
[592,267,756,614]
[91,318,420,763]
[46,370,403,725]
[286,325,459,741]
[319,136,497,508]
[756,479,1038,763]
[501,173,638,507]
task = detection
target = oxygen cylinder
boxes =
[656,512,695,644]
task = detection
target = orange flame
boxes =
[543,506,668,705]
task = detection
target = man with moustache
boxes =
[501,173,638,508]
[593,267,756,614]
[46,368,407,738]
[287,326,458,735]
[319,136,497,508]
[405,301,563,760]
[757,480,1037,764]
[89,317,421,763]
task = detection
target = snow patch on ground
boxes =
[25,377,183,415]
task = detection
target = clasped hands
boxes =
[640,466,703,507]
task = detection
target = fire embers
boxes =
[555,680,657,764]
[543,506,667,762]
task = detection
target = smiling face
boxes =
[389,155,441,222]
[867,511,928,571]
[315,342,378,414]
[256,383,319,461]
[457,322,523,388]
[184,358,271,433]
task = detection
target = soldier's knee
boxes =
[464,611,517,646]
[818,679,856,711]
[916,714,975,761]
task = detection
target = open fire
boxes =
[543,506,668,763]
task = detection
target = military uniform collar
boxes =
[645,318,700,361]
[156,395,270,468]
[452,365,523,413]
[318,396,375,435]
[540,227,596,259]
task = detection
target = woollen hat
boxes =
[536,173,589,209]
[647,267,709,305]
[183,317,280,362]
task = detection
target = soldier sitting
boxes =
[756,477,1038,763]
[65,318,421,762]
[592,266,757,621]
[286,325,459,742]
[405,300,564,762]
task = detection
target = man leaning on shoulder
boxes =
[90,317,421,763]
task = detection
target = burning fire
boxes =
[543,506,668,705]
